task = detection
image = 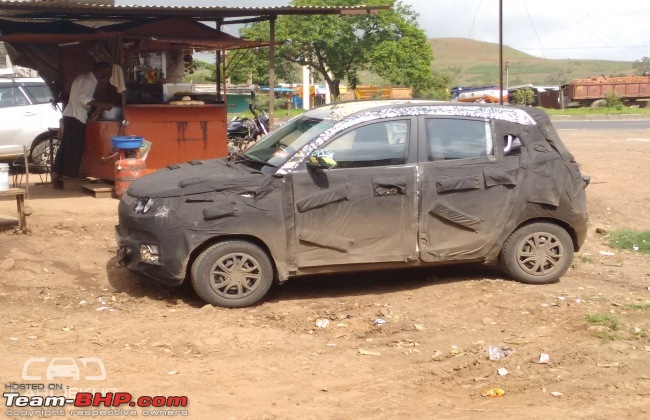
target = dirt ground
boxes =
[1,124,649,419]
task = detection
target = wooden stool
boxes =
[0,188,27,231]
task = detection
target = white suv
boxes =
[0,74,61,164]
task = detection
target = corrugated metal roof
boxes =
[0,1,388,21]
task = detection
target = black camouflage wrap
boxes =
[115,103,587,286]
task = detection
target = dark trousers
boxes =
[53,116,86,178]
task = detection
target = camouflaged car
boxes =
[116,100,589,308]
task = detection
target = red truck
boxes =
[560,75,650,108]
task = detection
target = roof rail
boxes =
[0,68,18,79]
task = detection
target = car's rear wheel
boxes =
[500,222,573,284]
[191,240,274,308]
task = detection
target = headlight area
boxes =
[127,196,179,226]
[135,197,154,214]
[134,197,172,218]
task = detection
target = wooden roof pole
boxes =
[118,34,126,116]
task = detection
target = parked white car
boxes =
[0,75,61,165]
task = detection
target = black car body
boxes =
[116,100,588,307]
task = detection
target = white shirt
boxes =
[62,71,98,124]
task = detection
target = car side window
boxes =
[0,87,17,108]
[319,120,409,169]
[0,86,30,107]
[23,85,52,104]
[426,118,493,161]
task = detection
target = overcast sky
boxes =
[115,0,650,62]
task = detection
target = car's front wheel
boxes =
[500,222,574,284]
[191,240,274,308]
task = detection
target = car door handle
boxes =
[372,177,407,196]
[374,183,406,196]
[23,112,37,117]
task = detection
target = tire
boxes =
[500,222,574,285]
[191,240,274,308]
[30,134,59,170]
[590,99,607,108]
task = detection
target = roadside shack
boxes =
[0,17,264,180]
[0,2,386,182]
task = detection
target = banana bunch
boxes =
[183,54,194,75]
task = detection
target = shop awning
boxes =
[0,17,266,51]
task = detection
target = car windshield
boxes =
[242,115,334,168]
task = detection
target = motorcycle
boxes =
[227,94,269,157]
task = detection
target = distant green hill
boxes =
[429,38,637,87]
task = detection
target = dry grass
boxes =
[429,38,637,87]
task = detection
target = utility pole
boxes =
[499,0,503,105]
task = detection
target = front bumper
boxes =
[115,223,186,287]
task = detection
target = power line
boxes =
[468,0,483,39]
[581,12,648,57]
[521,45,650,51]
[523,0,545,58]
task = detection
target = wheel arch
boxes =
[508,217,579,252]
[186,234,278,279]
[30,131,50,151]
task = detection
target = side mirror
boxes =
[503,134,522,155]
[306,150,337,170]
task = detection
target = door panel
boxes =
[418,117,523,262]
[286,118,418,268]
[288,166,418,267]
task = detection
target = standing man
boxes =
[53,61,114,178]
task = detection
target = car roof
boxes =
[305,99,540,126]
[0,77,46,85]
[303,99,438,121]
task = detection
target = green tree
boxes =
[632,57,650,76]
[225,48,298,86]
[237,0,435,99]
[512,88,535,106]
[183,59,216,83]
[605,90,623,109]
[417,71,452,100]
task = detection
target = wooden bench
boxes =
[0,188,27,231]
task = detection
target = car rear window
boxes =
[425,118,493,161]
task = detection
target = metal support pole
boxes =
[216,50,221,102]
[268,15,276,128]
[499,0,504,105]
[302,66,310,110]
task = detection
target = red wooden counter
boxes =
[81,104,228,181]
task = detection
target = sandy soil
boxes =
[1,126,649,419]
